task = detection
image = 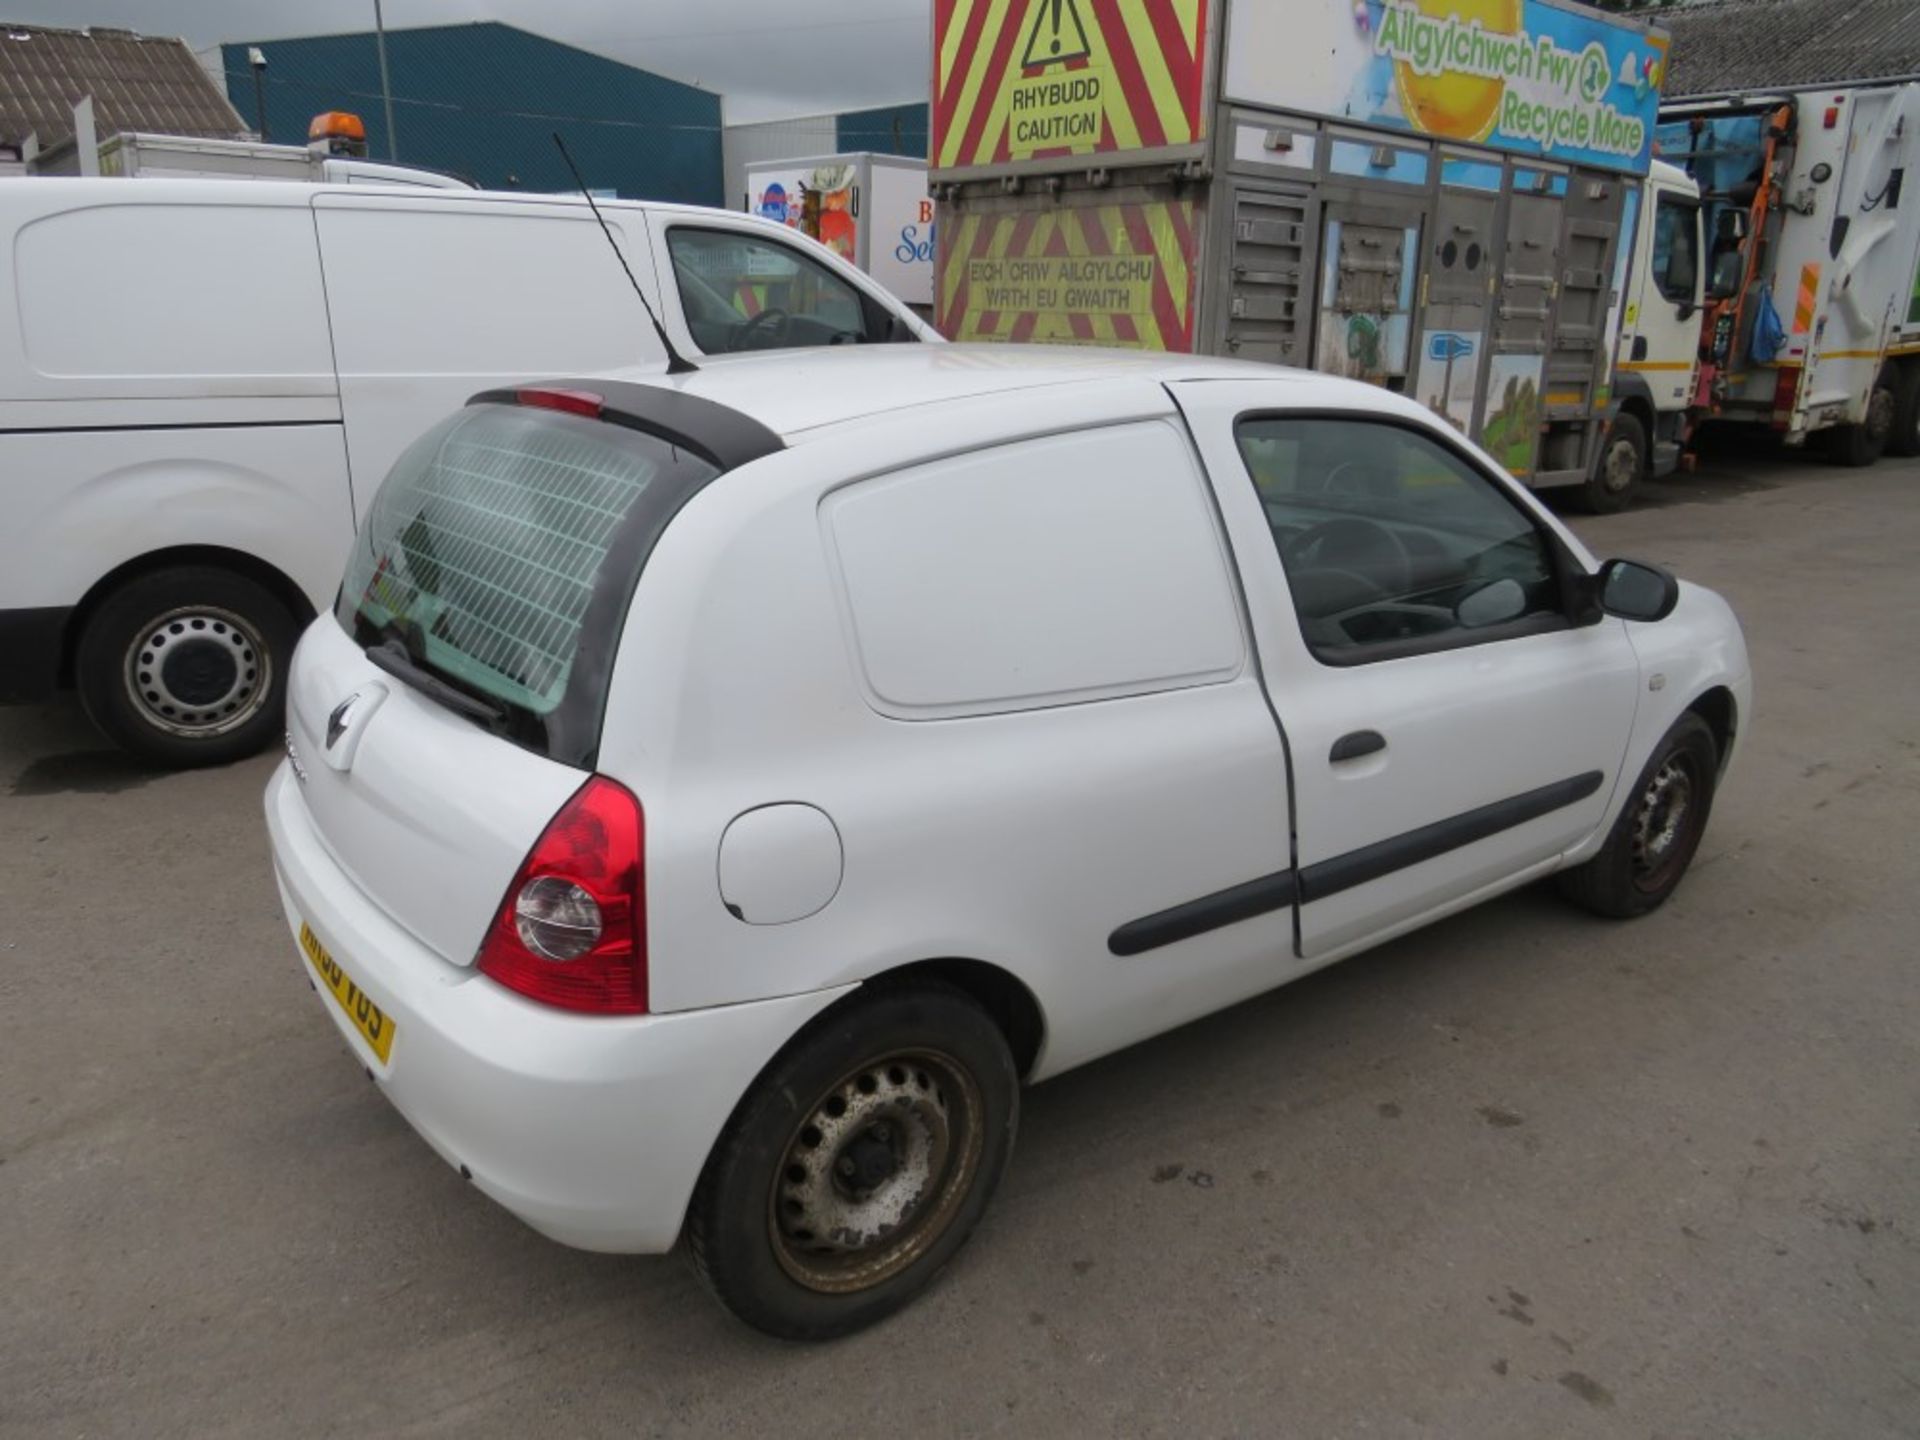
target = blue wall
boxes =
[222,23,721,204]
[836,103,929,160]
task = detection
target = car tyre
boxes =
[685,981,1019,1340]
[1578,411,1646,514]
[1557,712,1718,919]
[1887,363,1920,459]
[75,566,300,768]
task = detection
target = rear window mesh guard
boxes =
[359,409,662,713]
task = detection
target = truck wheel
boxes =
[1888,364,1920,458]
[1578,412,1645,514]
[686,982,1019,1340]
[1826,378,1895,466]
[74,566,300,768]
[1556,713,1718,920]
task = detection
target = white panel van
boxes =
[0,178,934,764]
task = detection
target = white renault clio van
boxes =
[265,346,1751,1339]
[0,178,932,764]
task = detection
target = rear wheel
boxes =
[1887,363,1920,458]
[1557,712,1718,919]
[74,566,299,767]
[1825,377,1895,467]
[1579,411,1646,513]
[686,983,1018,1340]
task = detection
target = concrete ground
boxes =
[2,446,1915,1440]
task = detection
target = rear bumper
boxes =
[264,762,852,1253]
[0,606,71,703]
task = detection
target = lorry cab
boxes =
[1611,158,1706,483]
[0,178,934,765]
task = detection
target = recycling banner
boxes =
[1224,0,1669,175]
[932,0,1212,171]
[937,198,1199,349]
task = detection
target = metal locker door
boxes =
[1484,185,1563,476]
[1546,173,1622,443]
[1415,183,1498,437]
[1315,201,1419,389]
[1220,186,1316,367]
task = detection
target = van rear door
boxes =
[285,395,723,965]
[311,193,670,523]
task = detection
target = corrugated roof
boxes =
[0,21,246,147]
[1663,0,1920,98]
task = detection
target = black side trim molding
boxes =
[1296,770,1603,904]
[1108,869,1298,957]
[1107,770,1604,956]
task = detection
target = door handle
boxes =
[1330,730,1386,763]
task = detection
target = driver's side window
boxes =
[1234,416,1565,663]
[665,227,871,354]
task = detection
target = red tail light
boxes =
[517,387,605,418]
[477,776,647,1014]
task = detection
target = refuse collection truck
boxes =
[1655,81,1920,464]
[930,0,1680,509]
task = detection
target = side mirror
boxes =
[1455,576,1527,629]
[1709,250,1744,300]
[1596,559,1680,622]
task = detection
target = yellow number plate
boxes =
[299,922,396,1064]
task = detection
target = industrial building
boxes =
[721,101,928,210]
[216,21,723,204]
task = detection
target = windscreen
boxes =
[335,402,719,764]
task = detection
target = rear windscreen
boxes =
[336,402,719,764]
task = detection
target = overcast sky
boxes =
[5,0,930,123]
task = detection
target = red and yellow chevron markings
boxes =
[933,0,1210,169]
[1793,262,1820,334]
[936,198,1199,350]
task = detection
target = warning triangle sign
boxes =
[1020,0,1092,69]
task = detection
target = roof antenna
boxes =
[551,131,696,375]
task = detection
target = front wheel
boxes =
[74,566,300,768]
[686,983,1018,1340]
[1557,712,1718,919]
[1579,411,1646,514]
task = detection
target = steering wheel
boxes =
[728,307,791,352]
[1281,517,1414,595]
[1318,461,1392,500]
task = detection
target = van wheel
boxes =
[686,982,1018,1340]
[1557,713,1718,920]
[1888,364,1920,458]
[75,566,300,768]
[1826,378,1895,466]
[1579,412,1646,513]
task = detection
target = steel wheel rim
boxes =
[1603,437,1638,492]
[122,604,271,738]
[769,1048,985,1294]
[1630,752,1700,892]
